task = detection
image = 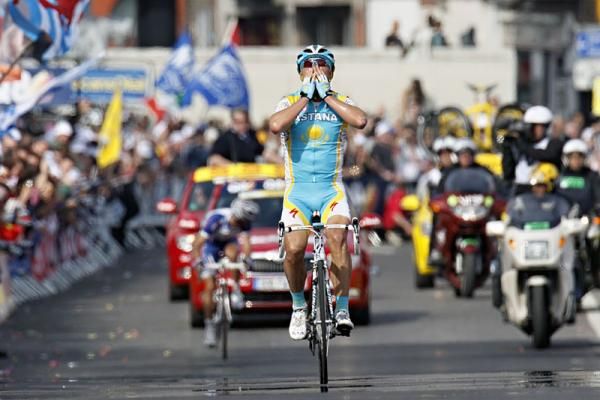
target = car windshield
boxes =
[187,181,214,212]
[443,168,496,194]
[216,188,237,209]
[250,197,283,228]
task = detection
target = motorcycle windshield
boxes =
[443,168,496,194]
[507,196,563,229]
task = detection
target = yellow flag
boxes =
[97,89,123,168]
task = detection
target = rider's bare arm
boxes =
[269,97,310,134]
[240,233,252,258]
[191,235,206,260]
[323,96,367,129]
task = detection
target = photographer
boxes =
[501,105,564,195]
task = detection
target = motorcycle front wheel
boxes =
[530,285,551,349]
[459,253,478,298]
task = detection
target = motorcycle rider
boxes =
[506,163,570,229]
[501,105,563,195]
[417,136,456,199]
[428,138,494,265]
[556,139,600,293]
[191,198,259,347]
[556,139,600,216]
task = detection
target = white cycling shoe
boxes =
[203,319,217,348]
[335,309,354,336]
[289,308,308,340]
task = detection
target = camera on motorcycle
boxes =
[505,120,528,139]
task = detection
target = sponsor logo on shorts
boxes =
[289,208,299,218]
[330,202,338,211]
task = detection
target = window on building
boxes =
[296,6,351,46]
[137,0,175,47]
[238,15,282,45]
[236,0,283,45]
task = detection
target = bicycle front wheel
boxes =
[316,260,329,392]
[221,291,229,360]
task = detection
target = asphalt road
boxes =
[2,244,600,399]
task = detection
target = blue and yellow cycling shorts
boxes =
[274,90,353,225]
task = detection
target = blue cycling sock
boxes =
[335,296,349,312]
[291,291,307,310]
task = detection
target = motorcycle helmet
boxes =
[523,105,553,125]
[432,136,456,153]
[562,138,589,156]
[231,199,259,222]
[453,138,477,154]
[529,163,559,191]
[296,45,335,73]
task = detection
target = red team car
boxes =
[158,164,372,327]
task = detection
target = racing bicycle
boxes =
[278,212,360,392]
[203,258,246,360]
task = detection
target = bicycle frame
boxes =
[204,259,245,360]
[307,221,335,350]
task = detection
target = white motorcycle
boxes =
[486,217,588,348]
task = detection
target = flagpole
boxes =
[0,40,35,86]
[221,18,238,46]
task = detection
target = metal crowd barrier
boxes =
[123,173,186,250]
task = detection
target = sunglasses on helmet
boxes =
[303,58,329,69]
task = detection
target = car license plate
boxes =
[253,275,289,292]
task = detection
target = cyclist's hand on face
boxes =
[301,75,316,99]
[313,66,331,100]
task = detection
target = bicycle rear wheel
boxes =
[221,290,229,360]
[316,260,329,392]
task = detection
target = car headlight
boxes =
[176,234,196,252]
[524,240,549,260]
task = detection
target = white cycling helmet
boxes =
[433,136,456,153]
[523,105,553,125]
[453,138,477,154]
[231,199,259,222]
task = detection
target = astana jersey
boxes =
[274,90,353,225]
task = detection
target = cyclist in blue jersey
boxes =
[191,199,259,347]
[269,45,368,340]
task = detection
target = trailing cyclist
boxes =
[191,199,259,347]
[269,44,368,340]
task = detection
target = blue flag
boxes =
[182,44,249,110]
[8,0,89,61]
[156,32,195,99]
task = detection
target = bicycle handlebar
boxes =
[278,218,361,257]
[203,259,247,271]
[283,223,357,233]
